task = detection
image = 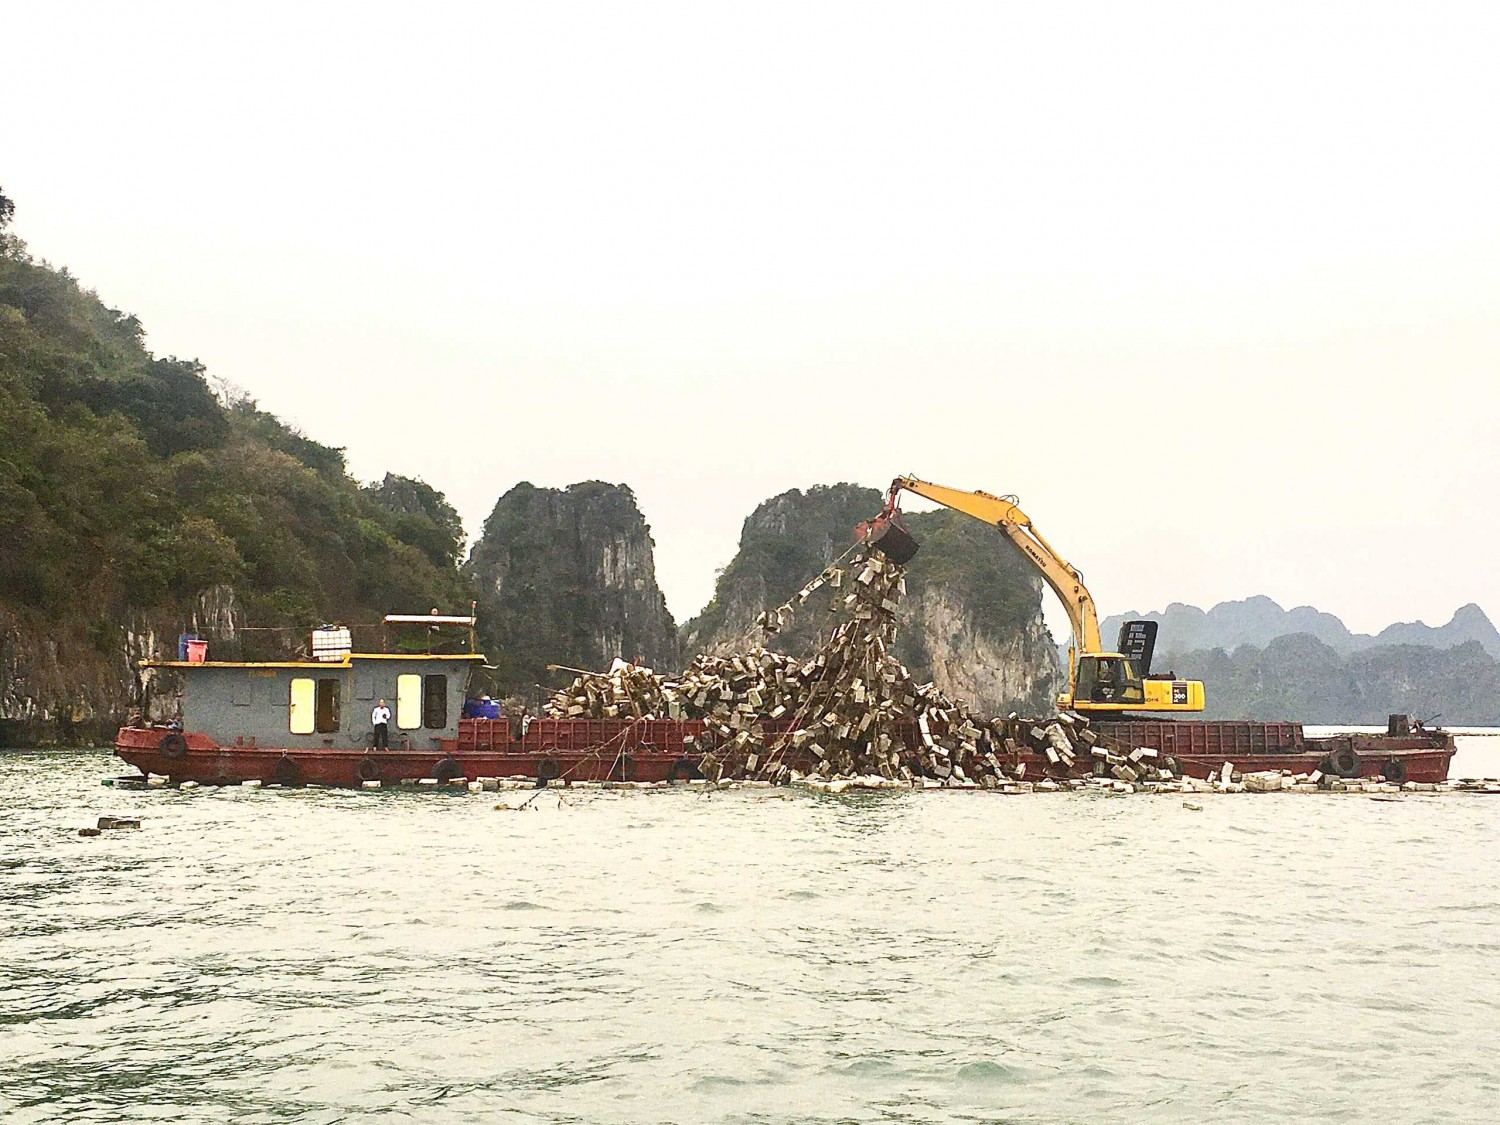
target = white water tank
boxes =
[312,626,352,662]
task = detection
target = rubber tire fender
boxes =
[432,756,463,783]
[1330,744,1360,779]
[356,755,382,783]
[274,754,300,787]
[669,756,701,782]
[535,756,563,786]
[1382,758,1408,785]
[159,732,188,759]
[610,753,637,782]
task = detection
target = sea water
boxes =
[2,733,1498,1124]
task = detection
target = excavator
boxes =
[859,476,1206,715]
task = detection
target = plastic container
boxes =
[177,633,202,661]
[463,697,501,720]
[312,626,352,662]
[184,639,208,663]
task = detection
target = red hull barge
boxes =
[1092,720,1455,785]
[114,720,712,787]
[115,715,1456,788]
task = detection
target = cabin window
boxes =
[290,678,316,734]
[396,674,422,730]
[423,674,447,729]
[315,678,341,733]
[1077,657,1145,705]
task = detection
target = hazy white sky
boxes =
[4,1,1496,638]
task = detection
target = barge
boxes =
[114,714,1457,788]
[114,616,1455,787]
[1091,716,1454,785]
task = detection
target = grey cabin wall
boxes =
[178,658,473,750]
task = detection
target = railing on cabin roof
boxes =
[180,613,479,664]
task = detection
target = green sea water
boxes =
[3,736,1498,1124]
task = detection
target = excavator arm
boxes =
[868,476,1205,714]
[881,477,1102,655]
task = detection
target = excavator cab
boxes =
[1065,652,1205,713]
[1074,654,1146,706]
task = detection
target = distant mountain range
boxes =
[1076,597,1500,724]
[1100,597,1500,661]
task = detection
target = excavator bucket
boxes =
[863,516,920,565]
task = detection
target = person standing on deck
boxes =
[372,699,391,749]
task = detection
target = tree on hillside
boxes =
[364,473,466,568]
[0,187,24,261]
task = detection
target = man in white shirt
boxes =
[372,699,392,749]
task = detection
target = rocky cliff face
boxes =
[895,584,1058,717]
[681,485,1061,715]
[682,485,880,658]
[468,482,679,695]
[0,585,246,746]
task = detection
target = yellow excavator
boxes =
[860,476,1206,715]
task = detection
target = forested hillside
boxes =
[0,191,470,742]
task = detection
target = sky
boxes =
[3,1,1497,640]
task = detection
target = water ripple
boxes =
[3,744,1499,1123]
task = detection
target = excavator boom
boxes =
[869,476,1205,714]
[884,477,1102,654]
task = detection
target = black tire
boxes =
[669,756,700,782]
[610,753,637,782]
[1163,756,1182,776]
[1383,759,1408,785]
[159,732,187,759]
[274,755,300,787]
[1330,744,1360,779]
[432,756,463,783]
[356,756,382,783]
[536,757,563,786]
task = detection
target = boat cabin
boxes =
[143,615,485,752]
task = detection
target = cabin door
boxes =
[289,678,316,734]
[314,678,341,733]
[396,674,422,729]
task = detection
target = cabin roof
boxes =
[142,653,486,670]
